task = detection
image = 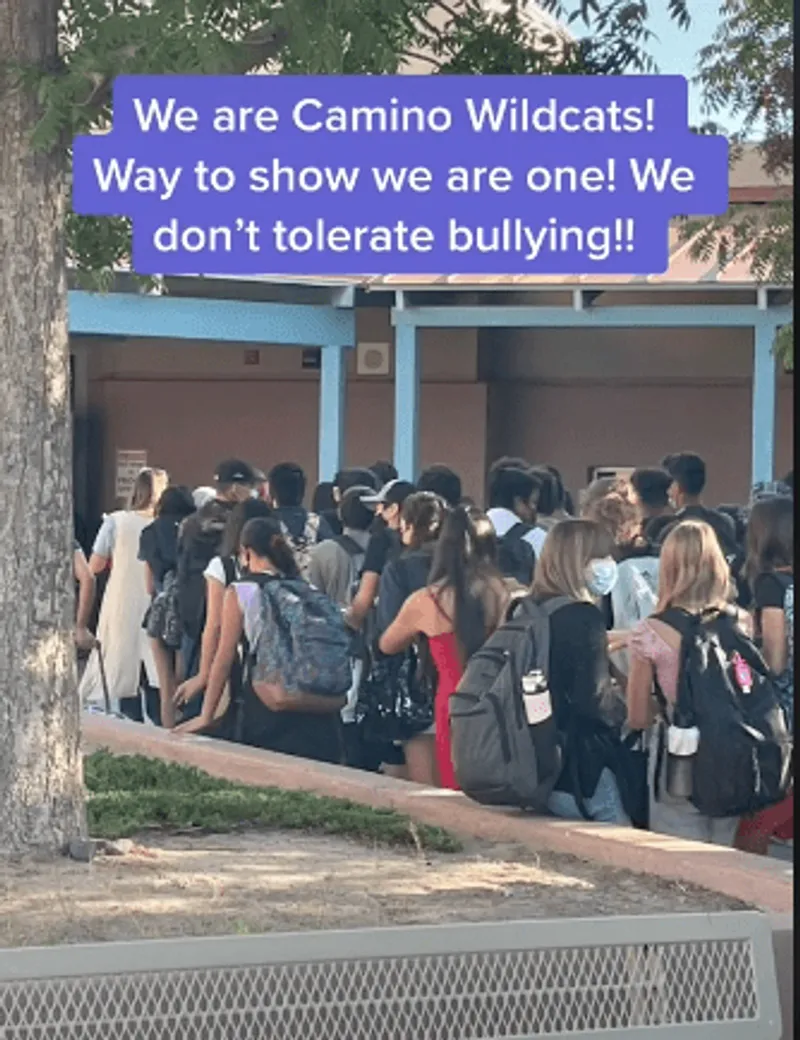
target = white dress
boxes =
[79,510,158,713]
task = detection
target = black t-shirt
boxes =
[755,571,791,610]
[544,600,624,799]
[656,505,739,559]
[321,508,343,538]
[139,515,182,587]
[643,514,674,545]
[753,571,793,635]
[376,545,436,633]
[362,519,402,577]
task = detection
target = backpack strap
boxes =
[503,521,533,543]
[221,556,237,587]
[650,670,672,804]
[507,593,573,631]
[305,512,322,543]
[238,571,274,587]
[334,534,365,558]
[651,606,695,635]
[539,595,573,617]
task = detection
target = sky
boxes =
[558,1,741,134]
[643,2,732,130]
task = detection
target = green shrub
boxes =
[84,750,461,853]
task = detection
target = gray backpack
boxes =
[449,596,571,811]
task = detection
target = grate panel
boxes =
[0,936,763,1039]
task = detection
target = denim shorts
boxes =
[547,767,630,825]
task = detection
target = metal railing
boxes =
[0,912,781,1039]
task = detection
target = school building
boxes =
[69,150,793,531]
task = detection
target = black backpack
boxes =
[176,512,227,641]
[654,607,792,818]
[333,535,366,602]
[497,523,536,587]
[449,596,569,811]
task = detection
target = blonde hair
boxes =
[129,467,168,512]
[531,519,614,603]
[656,520,732,613]
[580,476,643,548]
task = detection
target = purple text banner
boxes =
[72,75,728,276]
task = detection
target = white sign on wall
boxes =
[590,466,635,483]
[115,449,148,501]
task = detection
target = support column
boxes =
[318,344,346,482]
[393,321,420,482]
[751,322,778,488]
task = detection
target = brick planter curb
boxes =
[83,714,793,914]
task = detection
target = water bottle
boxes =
[665,725,700,799]
[521,669,553,725]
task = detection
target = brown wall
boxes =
[75,310,487,515]
[483,325,794,505]
[488,381,794,506]
[72,303,793,521]
[91,377,487,509]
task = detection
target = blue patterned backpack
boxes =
[249,576,352,703]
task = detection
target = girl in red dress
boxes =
[379,507,511,788]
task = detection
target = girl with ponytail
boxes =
[176,518,339,764]
[379,506,510,787]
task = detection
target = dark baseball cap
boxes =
[214,459,257,486]
[361,479,415,507]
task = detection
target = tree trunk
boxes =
[0,0,86,854]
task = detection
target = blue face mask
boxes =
[586,557,618,597]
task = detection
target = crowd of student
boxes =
[73,452,794,855]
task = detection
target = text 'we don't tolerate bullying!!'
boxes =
[72,75,729,277]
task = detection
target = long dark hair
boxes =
[428,506,505,667]
[745,496,793,591]
[220,499,272,558]
[311,481,336,514]
[155,485,195,520]
[239,517,300,579]
[531,466,564,517]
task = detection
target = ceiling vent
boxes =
[356,341,391,377]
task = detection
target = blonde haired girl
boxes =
[627,520,742,845]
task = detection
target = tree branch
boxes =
[73,22,290,126]
[229,23,291,74]
[399,47,441,68]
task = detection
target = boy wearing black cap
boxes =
[345,479,415,631]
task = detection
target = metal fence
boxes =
[0,912,781,1039]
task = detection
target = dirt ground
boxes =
[0,830,750,948]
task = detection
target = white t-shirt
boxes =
[529,526,547,558]
[204,555,228,586]
[233,581,263,647]
[486,507,544,554]
[92,514,117,558]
